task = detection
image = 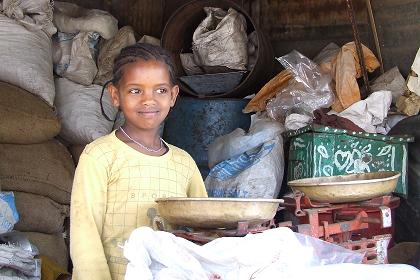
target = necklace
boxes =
[119,127,164,153]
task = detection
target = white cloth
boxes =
[330,90,392,134]
[285,113,313,131]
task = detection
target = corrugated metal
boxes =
[372,0,420,76]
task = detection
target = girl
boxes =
[70,43,208,280]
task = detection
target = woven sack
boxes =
[0,81,60,144]
[0,140,75,204]
[14,192,69,234]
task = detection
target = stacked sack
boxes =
[0,0,72,274]
[51,1,135,161]
[51,1,163,161]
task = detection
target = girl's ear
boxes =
[170,85,179,107]
[108,83,120,107]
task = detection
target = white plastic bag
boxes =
[192,7,248,70]
[208,114,283,168]
[53,31,100,86]
[205,115,284,198]
[123,227,366,280]
[54,78,117,145]
[266,50,334,122]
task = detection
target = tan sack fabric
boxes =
[24,232,68,270]
[94,26,136,86]
[243,70,293,113]
[53,1,118,40]
[14,192,69,234]
[0,81,60,144]
[0,140,75,204]
[68,145,85,166]
[0,14,55,106]
[331,42,380,112]
[1,0,56,36]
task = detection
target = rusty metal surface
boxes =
[346,0,371,97]
[155,197,283,229]
[288,171,401,203]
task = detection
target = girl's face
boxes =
[108,59,178,133]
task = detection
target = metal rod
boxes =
[366,0,384,74]
[345,0,371,96]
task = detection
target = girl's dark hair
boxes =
[101,43,177,121]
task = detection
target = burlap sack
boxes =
[94,26,136,86]
[68,145,85,166]
[0,81,60,144]
[0,140,75,204]
[14,192,69,234]
[24,232,68,270]
[0,14,55,106]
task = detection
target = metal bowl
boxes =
[155,197,282,229]
[288,171,400,203]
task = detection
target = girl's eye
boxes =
[156,88,168,94]
[129,88,140,94]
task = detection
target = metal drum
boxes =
[162,0,274,98]
[163,96,251,178]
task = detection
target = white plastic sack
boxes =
[53,31,100,86]
[123,227,368,280]
[94,26,136,86]
[371,67,408,104]
[208,114,284,168]
[1,0,56,36]
[0,192,19,234]
[54,78,117,145]
[331,90,392,134]
[205,115,284,198]
[192,7,248,70]
[0,14,55,106]
[53,1,118,40]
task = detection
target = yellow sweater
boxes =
[70,131,207,280]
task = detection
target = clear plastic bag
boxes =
[266,50,334,122]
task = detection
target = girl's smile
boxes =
[108,59,179,132]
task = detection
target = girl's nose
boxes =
[141,90,156,105]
